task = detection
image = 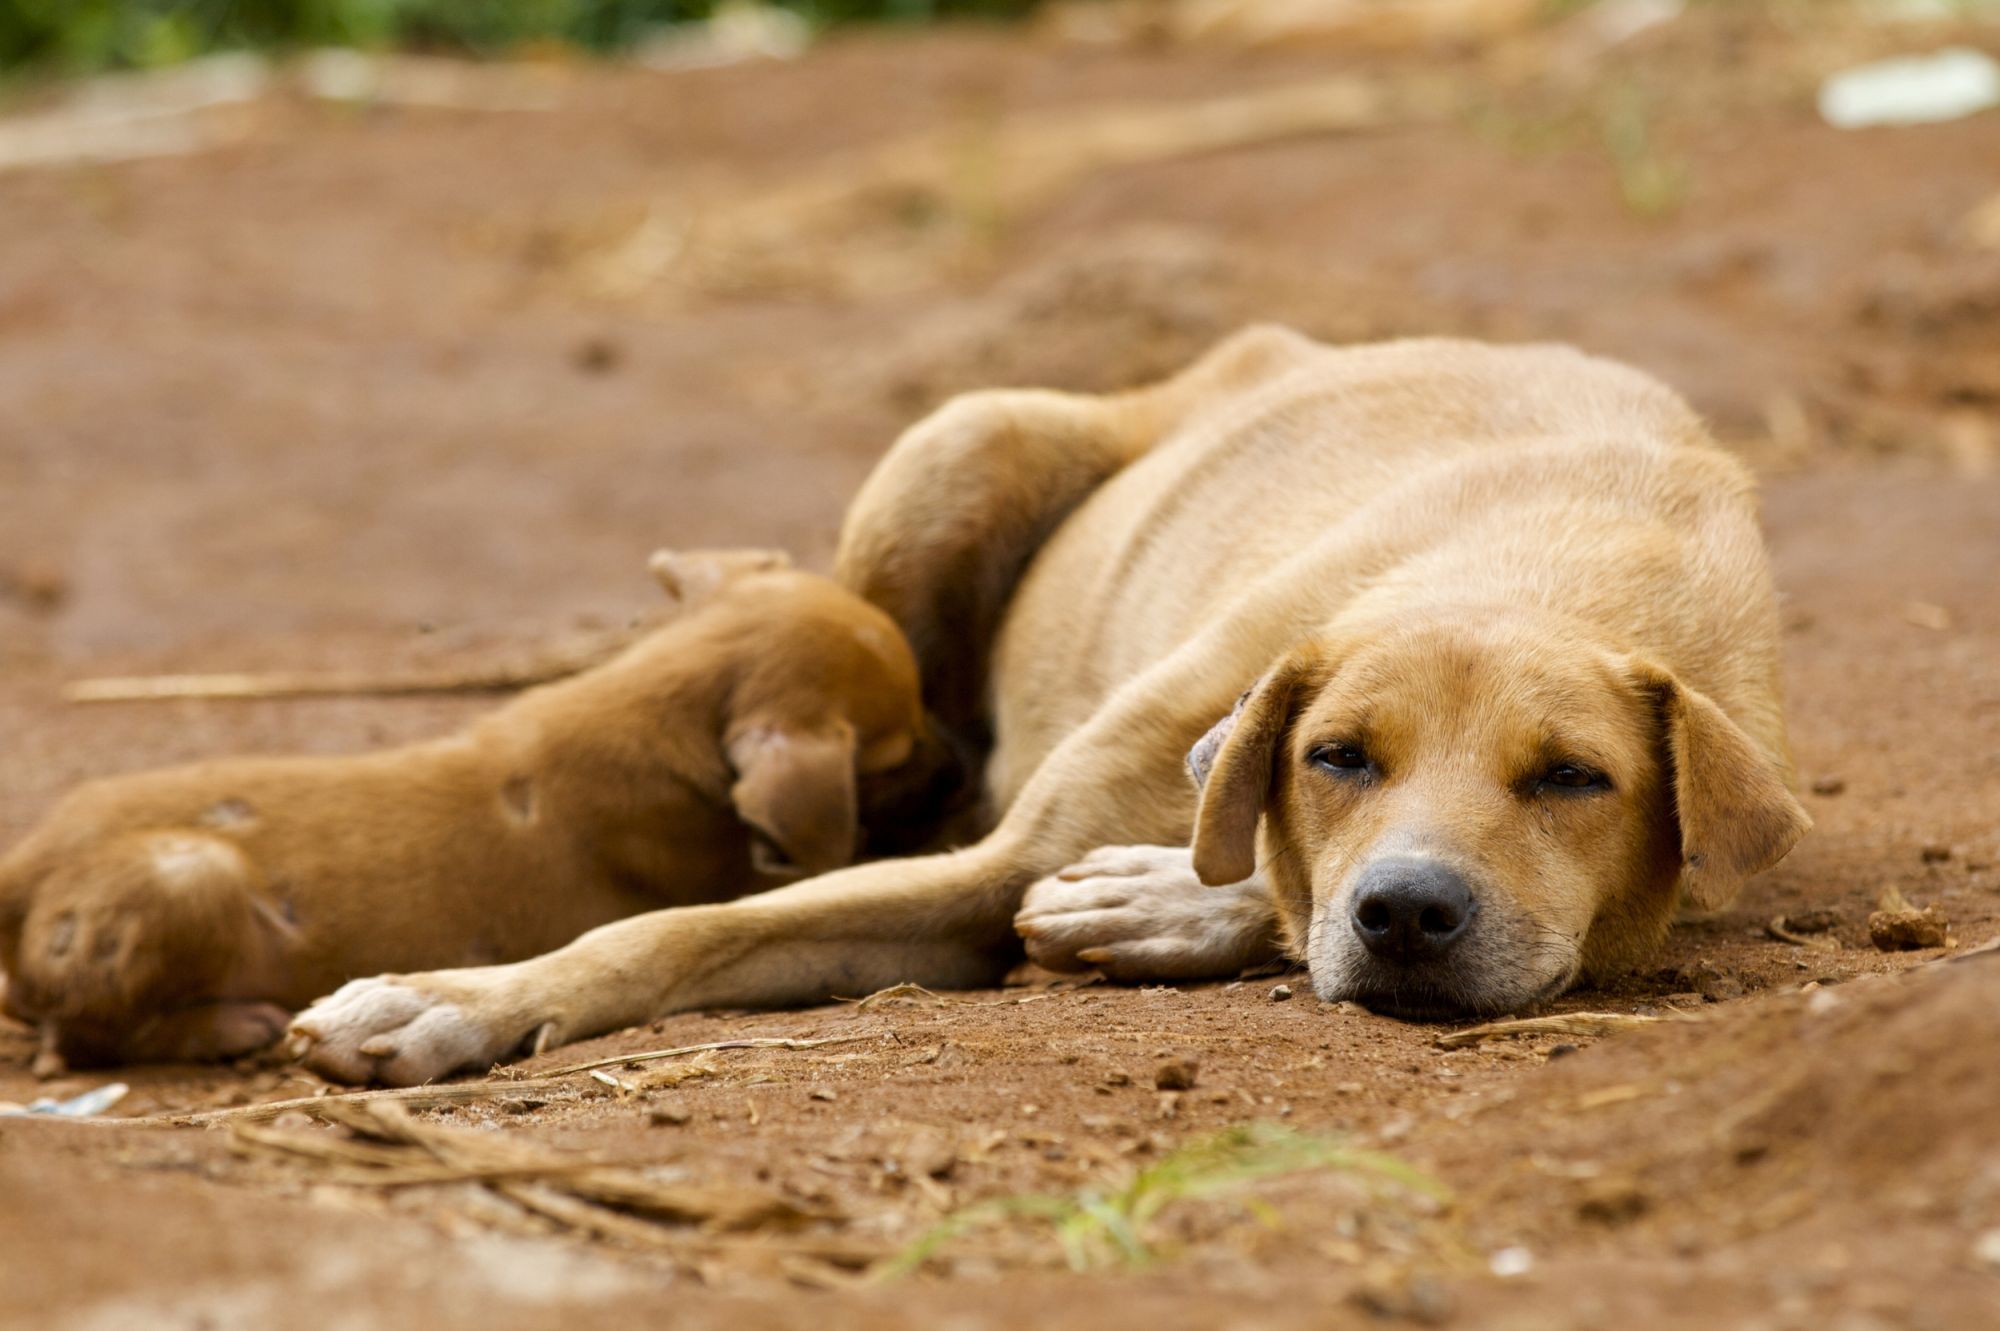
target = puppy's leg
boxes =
[1016,845,1283,981]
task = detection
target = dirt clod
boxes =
[1153,1055,1200,1091]
[1869,907,1950,951]
[1270,984,1294,1002]
[1811,776,1848,796]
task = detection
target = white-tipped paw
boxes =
[1014,844,1281,981]
[289,972,551,1087]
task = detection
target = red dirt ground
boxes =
[3,8,1999,1327]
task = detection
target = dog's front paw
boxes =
[1015,844,1281,982]
[289,969,555,1086]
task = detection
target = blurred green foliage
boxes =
[0,0,1041,73]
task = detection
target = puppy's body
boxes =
[0,562,935,1066]
[290,331,1810,1084]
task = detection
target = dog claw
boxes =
[358,1035,398,1058]
[529,1022,558,1056]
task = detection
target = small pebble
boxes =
[1810,775,1846,796]
[1270,983,1294,1002]
[809,1087,837,1102]
[1153,1055,1200,1091]
[1489,1246,1535,1278]
[647,1101,691,1127]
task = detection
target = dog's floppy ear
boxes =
[1630,660,1811,911]
[649,548,792,608]
[726,722,859,879]
[1190,647,1323,887]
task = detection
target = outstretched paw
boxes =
[289,971,553,1086]
[1014,844,1281,982]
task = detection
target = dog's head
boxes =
[651,550,960,878]
[1188,608,1809,1016]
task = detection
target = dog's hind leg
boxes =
[835,324,1321,752]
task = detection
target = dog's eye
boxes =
[1308,742,1371,774]
[1542,762,1608,791]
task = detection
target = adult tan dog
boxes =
[0,554,943,1069]
[293,329,1810,1085]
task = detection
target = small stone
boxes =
[1489,1246,1534,1278]
[1869,905,1949,951]
[1810,776,1847,796]
[809,1087,837,1102]
[1270,983,1294,1002]
[1685,960,1745,1002]
[1973,1228,2000,1271]
[1785,908,1845,934]
[1103,1069,1132,1087]
[1547,1043,1579,1060]
[899,1125,958,1178]
[647,1100,691,1127]
[1919,844,1953,864]
[1153,1055,1200,1091]
[499,1096,547,1115]
[1351,1274,1455,1324]
[1577,1176,1651,1225]
[572,335,623,374]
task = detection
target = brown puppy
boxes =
[0,552,942,1071]
[291,331,1811,1084]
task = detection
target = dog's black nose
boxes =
[1350,859,1475,963]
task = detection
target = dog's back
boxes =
[991,338,1789,796]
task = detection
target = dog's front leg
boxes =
[290,841,1035,1085]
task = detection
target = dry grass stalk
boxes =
[233,1098,835,1253]
[1434,1011,1672,1050]
[535,1033,871,1077]
[845,981,1072,1011]
[65,655,613,705]
[1766,915,1842,951]
[112,1034,869,1128]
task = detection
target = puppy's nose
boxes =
[1350,859,1475,964]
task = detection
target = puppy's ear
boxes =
[1630,660,1811,911]
[1190,647,1323,887]
[649,548,793,608]
[726,722,859,878]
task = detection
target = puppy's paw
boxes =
[289,970,554,1086]
[1015,844,1281,982]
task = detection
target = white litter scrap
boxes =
[0,1081,130,1118]
[1818,47,2000,129]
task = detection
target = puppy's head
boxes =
[1190,608,1808,1016]
[655,551,955,878]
